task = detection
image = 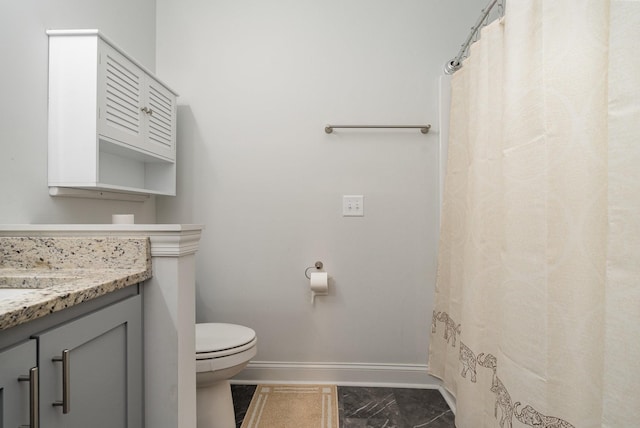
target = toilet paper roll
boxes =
[310,272,328,293]
[112,214,135,224]
[310,272,329,304]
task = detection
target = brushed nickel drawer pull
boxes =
[18,366,39,428]
[52,349,71,414]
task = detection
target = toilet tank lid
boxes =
[196,323,256,353]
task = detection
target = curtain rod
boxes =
[444,0,502,75]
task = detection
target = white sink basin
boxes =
[0,274,82,302]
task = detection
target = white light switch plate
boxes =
[343,195,364,217]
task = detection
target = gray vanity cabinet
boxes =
[0,339,37,428]
[37,294,143,428]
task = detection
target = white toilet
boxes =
[196,323,257,428]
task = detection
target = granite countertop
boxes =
[0,236,152,330]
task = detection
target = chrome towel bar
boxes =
[325,124,431,134]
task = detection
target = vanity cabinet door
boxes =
[0,340,37,428]
[37,295,142,428]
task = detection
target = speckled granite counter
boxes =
[0,236,151,330]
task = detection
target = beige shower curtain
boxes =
[428,1,640,427]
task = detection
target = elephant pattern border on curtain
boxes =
[432,311,576,428]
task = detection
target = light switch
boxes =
[343,195,364,217]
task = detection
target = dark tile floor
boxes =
[231,384,455,428]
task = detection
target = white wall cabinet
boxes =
[47,29,178,196]
[0,293,142,428]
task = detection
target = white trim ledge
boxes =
[0,224,204,257]
[48,187,151,202]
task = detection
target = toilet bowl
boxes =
[196,323,257,428]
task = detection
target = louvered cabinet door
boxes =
[144,78,177,160]
[97,42,145,151]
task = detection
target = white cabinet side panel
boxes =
[48,36,98,185]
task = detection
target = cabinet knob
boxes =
[140,107,154,116]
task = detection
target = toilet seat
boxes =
[195,323,257,427]
[196,323,257,360]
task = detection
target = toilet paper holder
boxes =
[304,261,324,279]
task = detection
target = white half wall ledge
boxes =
[0,223,203,232]
[0,224,204,257]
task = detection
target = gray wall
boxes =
[0,0,158,224]
[0,0,487,383]
[156,0,485,380]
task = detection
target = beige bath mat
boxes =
[240,384,339,428]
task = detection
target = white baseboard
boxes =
[231,361,457,414]
[231,361,441,389]
[438,385,457,414]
